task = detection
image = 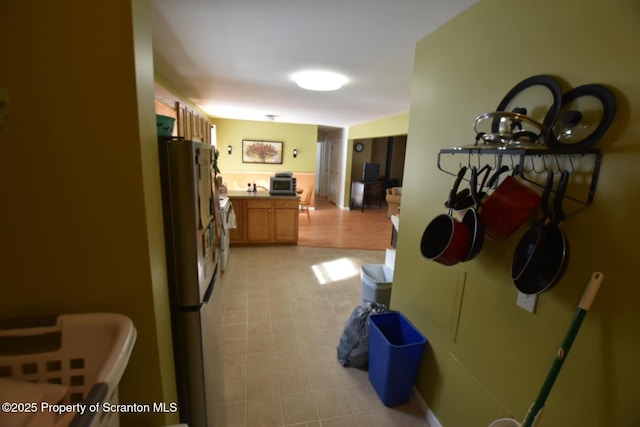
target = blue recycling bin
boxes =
[368,311,427,407]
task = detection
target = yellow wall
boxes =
[351,138,374,182]
[212,118,318,173]
[0,1,177,425]
[393,0,640,426]
[211,118,318,200]
[348,112,410,140]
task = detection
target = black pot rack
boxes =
[437,146,602,207]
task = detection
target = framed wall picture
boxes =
[242,140,283,164]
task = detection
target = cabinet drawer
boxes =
[275,200,299,209]
[247,200,272,209]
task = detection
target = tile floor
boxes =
[212,245,431,427]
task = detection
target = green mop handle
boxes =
[522,272,603,427]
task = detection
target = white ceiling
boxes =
[151,0,478,128]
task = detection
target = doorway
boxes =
[351,135,407,187]
[317,126,347,206]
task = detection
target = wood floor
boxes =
[297,196,394,251]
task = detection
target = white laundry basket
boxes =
[0,313,137,427]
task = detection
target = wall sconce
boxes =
[293,148,298,158]
[227,145,232,155]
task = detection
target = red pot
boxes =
[421,166,472,266]
[481,175,541,241]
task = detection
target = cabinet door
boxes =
[176,102,189,137]
[274,200,299,242]
[186,108,194,141]
[246,207,272,242]
[229,200,244,243]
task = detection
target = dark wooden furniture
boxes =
[350,181,384,212]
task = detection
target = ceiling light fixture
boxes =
[292,70,347,92]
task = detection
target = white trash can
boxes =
[361,264,394,307]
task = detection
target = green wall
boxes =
[393,0,640,426]
[212,118,318,173]
[0,1,177,425]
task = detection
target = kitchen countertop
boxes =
[225,191,299,199]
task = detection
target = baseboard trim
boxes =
[412,388,443,427]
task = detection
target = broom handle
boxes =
[522,272,603,427]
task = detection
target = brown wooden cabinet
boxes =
[246,199,273,242]
[273,199,299,242]
[175,101,211,144]
[229,193,299,245]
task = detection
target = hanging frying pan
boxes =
[549,83,616,149]
[421,166,471,266]
[461,166,485,262]
[512,170,570,295]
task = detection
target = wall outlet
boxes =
[516,292,537,314]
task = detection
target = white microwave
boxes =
[269,176,297,195]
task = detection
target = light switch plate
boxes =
[516,292,537,314]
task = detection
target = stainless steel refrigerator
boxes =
[158,137,225,427]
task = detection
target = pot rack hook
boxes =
[466,151,481,169]
[537,155,549,174]
[570,155,576,174]
[522,155,536,174]
[555,154,564,174]
[556,154,576,175]
[508,153,521,175]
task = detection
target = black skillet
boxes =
[462,166,485,262]
[512,170,570,295]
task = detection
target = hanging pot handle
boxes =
[486,165,510,189]
[553,170,570,224]
[447,166,467,213]
[540,170,555,222]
